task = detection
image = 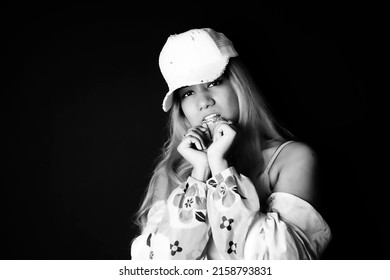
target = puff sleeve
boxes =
[131,176,210,260]
[206,167,331,259]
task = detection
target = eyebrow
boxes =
[179,75,225,91]
[176,86,191,95]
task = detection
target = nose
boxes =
[197,90,215,111]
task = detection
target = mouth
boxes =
[200,113,222,126]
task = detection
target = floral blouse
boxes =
[130,167,332,260]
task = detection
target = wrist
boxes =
[208,157,229,176]
[191,166,210,182]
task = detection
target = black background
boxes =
[2,2,387,259]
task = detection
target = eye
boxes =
[182,90,194,99]
[208,78,223,88]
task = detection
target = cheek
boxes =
[225,90,240,118]
[180,102,197,126]
[228,92,239,106]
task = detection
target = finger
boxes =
[182,135,205,150]
[188,126,209,136]
[184,130,204,142]
[213,122,236,141]
[216,120,236,131]
[184,134,201,150]
[197,125,212,140]
[211,120,235,135]
[184,131,207,149]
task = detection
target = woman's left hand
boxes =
[207,121,237,175]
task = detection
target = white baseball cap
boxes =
[159,28,238,112]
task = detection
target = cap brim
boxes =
[162,89,174,112]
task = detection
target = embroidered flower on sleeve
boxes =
[220,216,234,231]
[219,184,226,196]
[170,240,183,256]
[207,178,218,188]
[184,197,194,209]
[172,182,207,224]
[211,175,246,207]
[227,241,237,254]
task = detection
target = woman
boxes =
[130,28,331,259]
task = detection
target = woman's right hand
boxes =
[177,126,211,181]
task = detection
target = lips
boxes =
[201,113,222,126]
[201,113,226,139]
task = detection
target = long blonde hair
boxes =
[133,57,291,232]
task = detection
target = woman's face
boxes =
[176,75,239,127]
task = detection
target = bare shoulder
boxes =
[271,141,319,206]
[279,141,318,166]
